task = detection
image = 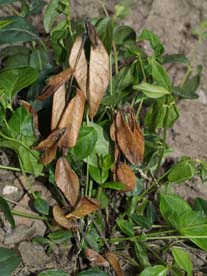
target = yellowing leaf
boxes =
[51,84,66,130]
[88,36,109,119]
[53,205,77,229]
[55,157,79,207]
[115,162,137,192]
[105,252,123,276]
[84,248,109,267]
[65,197,100,219]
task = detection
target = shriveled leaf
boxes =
[58,89,85,148]
[88,36,109,119]
[69,36,87,97]
[115,162,137,192]
[55,157,79,207]
[38,68,73,100]
[40,143,58,165]
[51,84,66,130]
[105,252,123,276]
[53,205,77,229]
[65,197,100,219]
[110,120,115,142]
[84,248,109,267]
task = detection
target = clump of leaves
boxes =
[0,1,207,276]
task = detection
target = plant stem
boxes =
[0,164,45,176]
[11,210,47,221]
[109,54,113,96]
[180,64,192,88]
[98,0,109,16]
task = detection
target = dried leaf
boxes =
[53,205,77,229]
[19,100,40,137]
[110,120,115,142]
[84,248,109,267]
[58,89,85,148]
[105,252,123,276]
[51,84,66,130]
[55,157,79,206]
[65,197,100,219]
[115,162,136,192]
[38,68,73,100]
[40,143,58,165]
[69,36,88,97]
[88,36,109,119]
[115,111,144,165]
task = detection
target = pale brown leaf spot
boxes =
[105,252,124,276]
[55,157,79,207]
[116,162,136,192]
[53,205,78,229]
[69,36,88,97]
[65,197,100,219]
[84,248,109,267]
[51,84,66,131]
[89,36,109,119]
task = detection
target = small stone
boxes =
[4,224,36,245]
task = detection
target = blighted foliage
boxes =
[0,1,206,276]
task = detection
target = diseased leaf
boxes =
[88,36,109,119]
[55,157,79,207]
[51,84,66,130]
[115,162,137,192]
[0,195,15,228]
[69,36,87,97]
[84,248,109,267]
[65,197,100,219]
[105,252,123,276]
[58,89,85,149]
[53,205,77,229]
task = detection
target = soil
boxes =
[1,0,207,275]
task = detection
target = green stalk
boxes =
[12,210,47,221]
[98,0,109,16]
[0,164,45,176]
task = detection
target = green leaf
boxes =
[114,25,136,46]
[194,197,207,216]
[150,58,170,89]
[134,241,151,267]
[32,236,52,246]
[0,16,40,44]
[200,162,207,181]
[96,17,113,53]
[168,159,198,183]
[172,247,193,276]
[34,197,49,215]
[101,181,125,190]
[48,230,72,244]
[131,214,151,229]
[89,165,108,184]
[0,67,38,98]
[30,48,51,71]
[0,247,21,276]
[37,270,70,276]
[78,268,109,276]
[71,126,97,161]
[0,195,15,228]
[0,0,18,5]
[116,218,135,236]
[133,83,170,98]
[140,265,168,276]
[43,0,60,33]
[162,54,189,64]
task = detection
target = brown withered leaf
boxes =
[115,111,144,165]
[38,68,73,100]
[84,248,109,267]
[88,36,109,119]
[105,252,123,276]
[115,162,136,192]
[110,120,115,142]
[53,205,78,229]
[58,89,85,149]
[55,157,79,207]
[51,84,66,130]
[69,36,88,97]
[65,197,100,219]
[40,143,58,165]
[19,100,40,137]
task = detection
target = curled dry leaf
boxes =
[105,252,123,276]
[58,89,85,148]
[110,120,115,142]
[115,111,144,165]
[84,248,109,267]
[65,197,100,219]
[55,157,79,207]
[88,36,109,119]
[69,36,88,97]
[115,162,136,192]
[51,84,66,130]
[53,205,77,229]
[19,100,40,137]
[38,67,74,100]
[40,143,57,165]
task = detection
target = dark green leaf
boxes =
[34,197,49,215]
[0,195,15,228]
[162,54,189,64]
[114,25,136,46]
[37,270,70,276]
[134,241,151,267]
[0,0,18,5]
[96,17,113,53]
[43,0,60,33]
[116,218,135,236]
[0,16,40,44]
[172,247,193,276]
[0,67,38,98]
[28,0,46,15]
[146,202,156,225]
[32,236,52,246]
[30,48,51,71]
[78,268,109,276]
[0,247,21,276]
[71,126,97,161]
[194,197,207,216]
[101,181,125,190]
[48,230,72,244]
[133,83,170,98]
[140,265,168,276]
[131,214,151,229]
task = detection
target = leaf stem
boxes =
[179,64,192,88]
[98,0,109,16]
[11,210,47,221]
[0,164,45,176]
